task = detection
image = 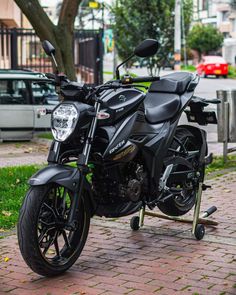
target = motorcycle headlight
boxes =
[51,103,79,142]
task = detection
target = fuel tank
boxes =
[99,88,145,126]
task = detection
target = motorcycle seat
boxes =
[148,72,194,94]
[144,72,198,124]
[144,92,180,124]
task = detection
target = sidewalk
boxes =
[0,171,236,294]
[0,140,49,168]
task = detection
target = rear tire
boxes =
[157,128,204,216]
[17,184,90,276]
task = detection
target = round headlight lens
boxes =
[51,103,79,142]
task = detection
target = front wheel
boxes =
[17,184,90,276]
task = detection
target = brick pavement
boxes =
[0,172,236,295]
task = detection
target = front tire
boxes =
[17,184,90,276]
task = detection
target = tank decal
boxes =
[112,144,136,161]
[103,112,137,158]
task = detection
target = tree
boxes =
[112,0,193,75]
[187,24,224,60]
[14,0,82,80]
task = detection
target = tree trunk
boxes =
[14,0,81,80]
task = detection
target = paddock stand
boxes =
[130,182,218,240]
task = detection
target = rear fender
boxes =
[178,125,208,166]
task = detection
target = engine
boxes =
[92,161,148,204]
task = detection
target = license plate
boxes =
[215,70,221,74]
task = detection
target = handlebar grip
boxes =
[204,98,221,104]
[131,76,160,83]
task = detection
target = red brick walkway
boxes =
[1,172,236,295]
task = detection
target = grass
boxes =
[36,132,53,140]
[228,65,236,79]
[181,65,196,72]
[206,155,236,176]
[0,165,42,230]
[103,71,113,75]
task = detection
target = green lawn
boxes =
[0,165,41,230]
[181,65,196,72]
[206,155,236,177]
[36,132,53,140]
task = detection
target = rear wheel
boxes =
[157,128,203,216]
[17,184,90,276]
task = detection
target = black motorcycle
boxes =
[17,39,218,276]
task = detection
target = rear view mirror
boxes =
[134,39,159,58]
[42,40,56,57]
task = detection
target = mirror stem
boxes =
[51,53,58,69]
[116,53,134,80]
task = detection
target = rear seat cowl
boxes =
[149,72,196,95]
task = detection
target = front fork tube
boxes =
[67,101,101,228]
[67,175,86,228]
[82,101,100,165]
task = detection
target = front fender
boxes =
[29,164,80,192]
[29,164,96,216]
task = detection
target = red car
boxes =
[196,56,228,78]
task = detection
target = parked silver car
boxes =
[0,70,59,141]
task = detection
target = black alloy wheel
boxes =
[17,184,90,276]
[157,128,204,216]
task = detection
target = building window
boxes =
[199,0,208,11]
[202,0,208,11]
[222,11,228,22]
[233,19,236,32]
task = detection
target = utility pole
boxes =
[174,0,181,70]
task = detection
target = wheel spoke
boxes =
[43,236,54,255]
[39,219,56,228]
[43,202,58,218]
[62,230,71,249]
[54,232,61,257]
[38,227,49,244]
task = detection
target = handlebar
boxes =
[130,76,160,83]
[120,75,160,84]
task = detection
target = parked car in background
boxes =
[196,56,228,78]
[0,70,59,141]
